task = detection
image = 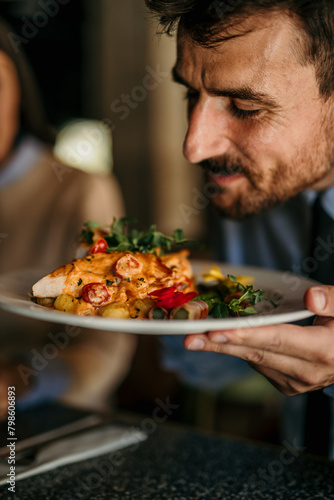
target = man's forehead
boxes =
[176,12,303,78]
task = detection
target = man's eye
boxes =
[230,102,262,120]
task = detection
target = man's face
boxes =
[174,13,334,219]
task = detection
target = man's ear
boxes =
[0,50,21,166]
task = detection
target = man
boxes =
[145,0,334,456]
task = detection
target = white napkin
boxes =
[0,425,146,484]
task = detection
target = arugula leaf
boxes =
[225,279,268,315]
[213,302,229,318]
[173,229,186,243]
[84,217,191,255]
[198,276,275,317]
[81,230,94,244]
[227,274,238,282]
[195,291,222,314]
[80,221,101,244]
[85,221,101,230]
[242,306,258,315]
[112,217,137,235]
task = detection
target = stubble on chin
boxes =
[210,187,282,220]
[209,119,334,220]
[206,169,281,220]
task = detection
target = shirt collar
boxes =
[320,184,334,220]
[304,186,334,220]
[0,135,47,190]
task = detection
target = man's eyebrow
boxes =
[207,86,279,107]
[172,67,279,108]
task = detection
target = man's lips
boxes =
[208,172,246,186]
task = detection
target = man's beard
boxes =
[199,156,277,220]
[199,124,334,221]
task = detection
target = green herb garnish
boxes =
[212,302,229,318]
[82,217,190,256]
[80,221,100,244]
[226,274,265,315]
[195,291,222,314]
[196,274,275,318]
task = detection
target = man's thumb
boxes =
[304,286,334,315]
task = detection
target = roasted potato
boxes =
[54,294,79,313]
[133,298,155,317]
[98,302,130,319]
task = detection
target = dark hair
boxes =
[145,0,334,99]
[0,16,55,144]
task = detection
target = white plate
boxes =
[0,262,317,335]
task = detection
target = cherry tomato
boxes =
[113,254,143,278]
[90,238,108,254]
[81,283,110,306]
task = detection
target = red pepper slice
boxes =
[90,238,108,254]
[148,286,176,298]
[149,287,197,309]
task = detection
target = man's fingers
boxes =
[184,334,209,351]
[186,321,334,363]
[185,335,319,380]
[184,334,334,393]
[304,286,334,316]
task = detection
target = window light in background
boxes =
[53,119,113,175]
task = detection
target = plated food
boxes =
[32,218,271,320]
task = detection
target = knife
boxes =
[0,413,105,459]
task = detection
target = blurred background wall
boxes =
[1,0,207,245]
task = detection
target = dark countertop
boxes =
[1,408,334,500]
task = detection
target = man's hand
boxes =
[184,286,334,396]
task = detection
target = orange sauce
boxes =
[52,250,196,317]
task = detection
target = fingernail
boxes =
[210,333,228,343]
[187,338,205,351]
[313,288,326,310]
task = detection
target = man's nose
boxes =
[183,100,232,164]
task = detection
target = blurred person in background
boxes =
[0,16,136,419]
[145,0,334,458]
